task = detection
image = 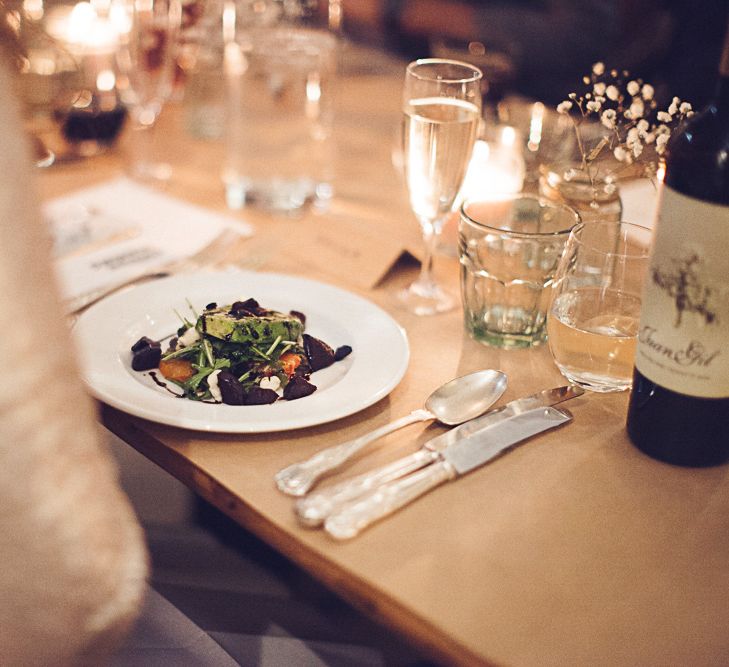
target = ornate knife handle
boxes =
[275,409,432,496]
[324,461,456,540]
[295,448,439,527]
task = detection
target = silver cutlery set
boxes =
[275,373,584,540]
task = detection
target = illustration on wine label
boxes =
[651,252,718,328]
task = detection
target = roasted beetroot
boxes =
[229,298,268,318]
[302,334,335,371]
[243,386,279,405]
[334,345,352,361]
[131,337,161,371]
[131,336,157,352]
[283,375,317,400]
[217,371,246,405]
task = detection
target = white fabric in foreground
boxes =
[0,60,148,664]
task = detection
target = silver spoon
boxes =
[275,369,507,496]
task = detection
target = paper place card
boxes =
[48,204,138,259]
[296,215,411,289]
[275,197,424,289]
[47,177,254,302]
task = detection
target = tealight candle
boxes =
[459,127,525,202]
[45,2,126,152]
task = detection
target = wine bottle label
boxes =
[636,186,729,398]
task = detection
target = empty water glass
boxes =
[222,13,337,213]
[459,194,579,348]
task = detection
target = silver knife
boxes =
[323,405,572,540]
[295,384,583,527]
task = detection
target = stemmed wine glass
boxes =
[112,0,181,182]
[400,59,482,315]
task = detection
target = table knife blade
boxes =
[324,406,572,540]
[443,406,571,474]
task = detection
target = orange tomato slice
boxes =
[158,358,195,382]
[279,352,302,377]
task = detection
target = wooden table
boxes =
[40,44,729,667]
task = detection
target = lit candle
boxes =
[47,1,120,98]
[460,126,525,202]
[527,101,545,153]
[44,2,126,149]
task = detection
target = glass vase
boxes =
[538,162,622,223]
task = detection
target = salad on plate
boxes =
[130,297,351,405]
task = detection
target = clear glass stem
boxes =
[414,220,439,295]
[128,108,171,183]
[399,217,454,315]
[131,119,153,172]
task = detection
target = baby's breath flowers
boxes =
[556,62,694,199]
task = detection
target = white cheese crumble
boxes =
[208,369,222,402]
[259,375,281,392]
[178,326,201,347]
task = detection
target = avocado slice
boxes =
[197,305,304,347]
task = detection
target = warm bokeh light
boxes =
[96,69,116,91]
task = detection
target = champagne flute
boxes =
[113,0,181,182]
[400,59,482,315]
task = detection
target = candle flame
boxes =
[48,1,121,50]
[222,1,236,43]
[501,125,516,148]
[459,137,525,201]
[67,2,96,43]
[22,0,44,21]
[96,69,116,91]
[527,102,545,153]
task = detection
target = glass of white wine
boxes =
[547,220,652,392]
[113,0,181,183]
[400,59,482,315]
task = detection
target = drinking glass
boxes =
[547,220,652,392]
[113,0,181,182]
[459,194,579,348]
[222,25,337,213]
[538,161,622,224]
[400,59,482,315]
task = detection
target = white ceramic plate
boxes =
[73,271,409,433]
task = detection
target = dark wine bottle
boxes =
[626,22,729,467]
